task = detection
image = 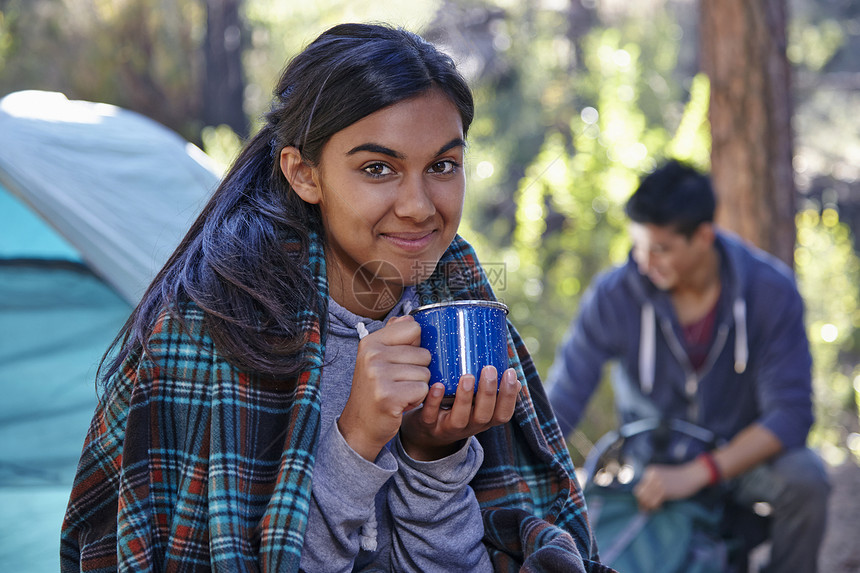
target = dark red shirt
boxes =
[682,302,718,370]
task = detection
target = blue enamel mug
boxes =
[410,300,509,407]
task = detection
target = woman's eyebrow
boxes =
[436,138,467,156]
[345,138,466,159]
[346,143,404,159]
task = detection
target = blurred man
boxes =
[547,160,830,572]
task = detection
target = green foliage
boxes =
[796,206,860,464]
[0,9,15,73]
[666,73,711,171]
[200,124,242,175]
[787,18,845,71]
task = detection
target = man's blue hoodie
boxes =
[546,231,814,459]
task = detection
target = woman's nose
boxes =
[394,175,435,221]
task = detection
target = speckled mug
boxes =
[410,300,509,407]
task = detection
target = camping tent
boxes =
[0,90,221,570]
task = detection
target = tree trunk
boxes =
[699,0,796,268]
[203,0,248,138]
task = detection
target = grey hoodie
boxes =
[299,288,493,572]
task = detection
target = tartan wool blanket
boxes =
[61,234,612,572]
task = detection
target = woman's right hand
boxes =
[338,315,432,461]
[400,366,519,461]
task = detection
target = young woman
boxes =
[61,23,610,573]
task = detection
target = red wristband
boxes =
[698,451,722,486]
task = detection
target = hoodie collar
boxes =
[327,286,417,340]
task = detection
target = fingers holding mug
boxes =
[471,366,500,425]
[493,368,519,423]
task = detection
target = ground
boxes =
[818,459,860,572]
[748,459,860,572]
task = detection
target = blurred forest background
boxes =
[1,0,859,467]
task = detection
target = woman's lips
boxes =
[381,230,437,251]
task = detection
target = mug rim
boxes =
[410,299,509,315]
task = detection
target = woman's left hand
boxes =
[399,366,520,461]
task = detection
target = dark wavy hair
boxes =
[100,23,475,385]
[624,159,716,238]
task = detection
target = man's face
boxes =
[629,222,713,291]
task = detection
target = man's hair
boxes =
[624,159,716,238]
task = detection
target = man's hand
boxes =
[633,423,784,512]
[399,366,520,461]
[633,460,711,512]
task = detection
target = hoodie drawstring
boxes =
[355,321,369,340]
[353,321,379,552]
[639,303,656,394]
[638,297,749,393]
[733,299,748,373]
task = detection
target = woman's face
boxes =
[284,88,466,318]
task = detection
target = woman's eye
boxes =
[363,162,392,177]
[428,160,459,175]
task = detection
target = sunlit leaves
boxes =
[788,18,844,71]
[666,73,710,171]
[0,10,14,73]
[200,123,241,175]
[796,207,860,463]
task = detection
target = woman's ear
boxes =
[280,146,321,204]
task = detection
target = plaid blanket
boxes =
[61,234,612,572]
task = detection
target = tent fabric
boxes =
[0,259,129,486]
[0,90,221,571]
[0,90,221,303]
[0,183,81,261]
[0,259,129,572]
